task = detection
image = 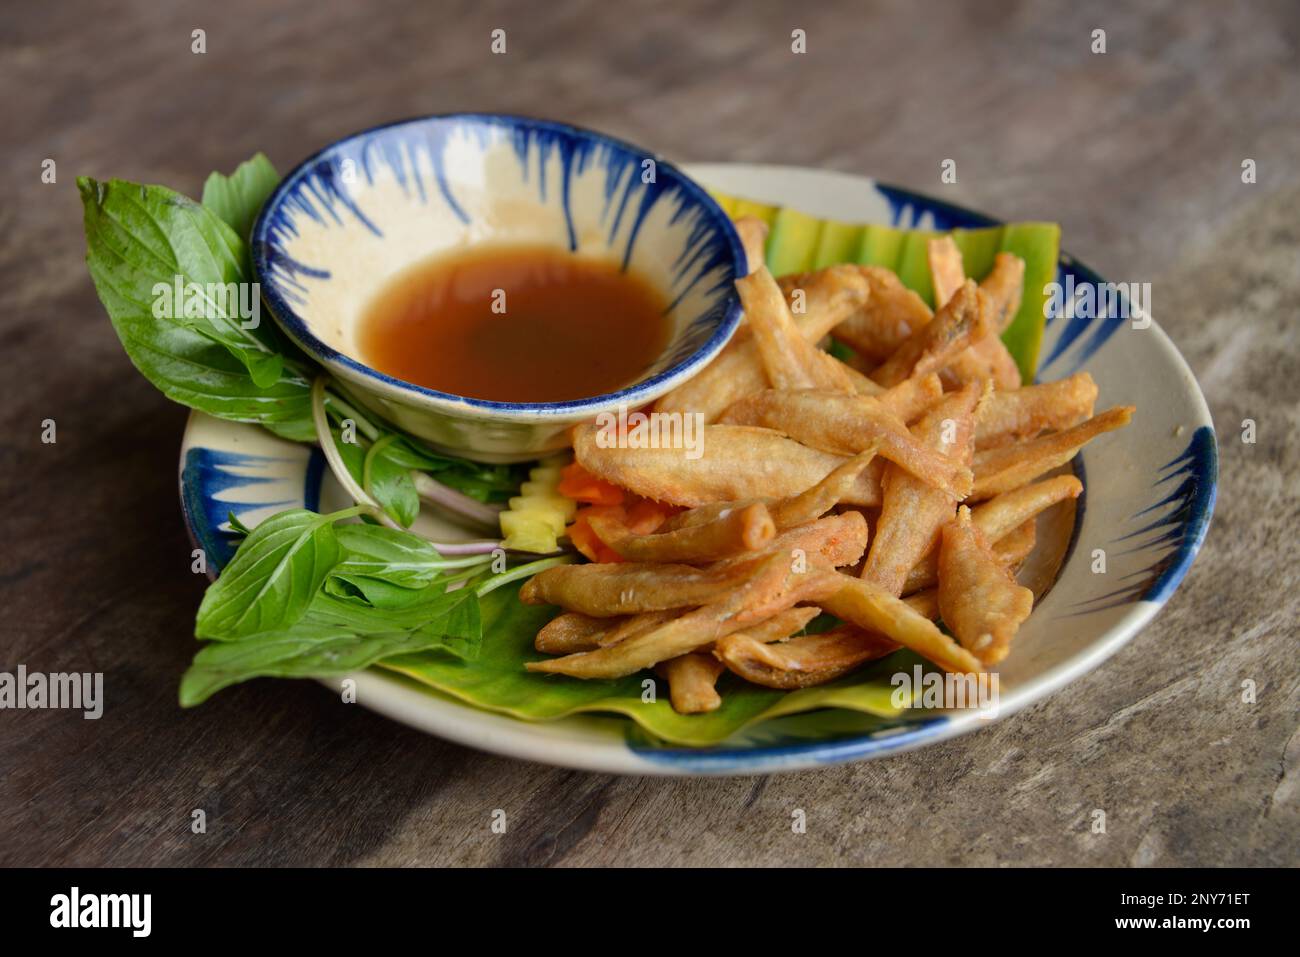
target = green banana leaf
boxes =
[710,189,1059,382]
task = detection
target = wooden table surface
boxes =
[2,0,1296,867]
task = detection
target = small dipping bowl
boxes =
[251,113,745,462]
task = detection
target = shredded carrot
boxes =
[567,504,627,563]
[559,460,681,563]
[624,498,679,535]
[557,462,625,506]
[565,496,681,563]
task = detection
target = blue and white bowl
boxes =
[251,114,745,462]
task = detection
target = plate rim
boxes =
[177,161,1217,776]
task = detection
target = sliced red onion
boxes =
[412,472,504,529]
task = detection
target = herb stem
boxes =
[474,554,575,598]
[416,538,574,558]
[361,434,400,498]
[327,504,384,523]
[443,561,496,585]
[427,539,503,555]
[322,390,382,441]
[311,376,400,529]
[428,552,502,569]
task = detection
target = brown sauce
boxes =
[358,244,672,403]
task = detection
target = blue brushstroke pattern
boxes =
[1068,426,1217,613]
[180,447,324,574]
[1039,261,1128,375]
[630,715,948,771]
[876,183,997,230]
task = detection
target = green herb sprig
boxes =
[79,154,567,706]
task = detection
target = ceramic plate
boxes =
[179,163,1216,776]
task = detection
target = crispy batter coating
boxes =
[975,373,1099,448]
[520,555,770,616]
[768,447,881,529]
[525,246,1125,690]
[589,501,776,563]
[715,625,896,689]
[729,606,821,643]
[733,216,769,277]
[737,267,858,393]
[971,406,1134,500]
[943,335,1022,391]
[900,475,1079,593]
[712,512,869,572]
[878,372,944,424]
[656,654,726,713]
[814,266,933,363]
[971,474,1083,541]
[938,506,1034,665]
[597,610,680,648]
[861,382,982,595]
[928,236,966,308]
[535,612,625,654]
[663,509,871,569]
[527,554,839,678]
[926,242,1021,390]
[978,253,1026,333]
[656,265,870,421]
[719,390,972,498]
[870,280,991,387]
[993,518,1038,569]
[816,570,985,674]
[574,423,883,507]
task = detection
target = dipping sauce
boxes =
[358,244,672,403]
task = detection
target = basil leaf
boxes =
[80,177,281,384]
[308,588,483,659]
[202,153,279,242]
[321,575,375,605]
[180,584,483,705]
[79,177,315,439]
[331,431,422,528]
[324,433,424,529]
[180,506,497,705]
[309,586,478,633]
[436,469,522,503]
[368,451,419,527]
[179,623,446,707]
[423,589,483,658]
[382,439,526,503]
[226,510,253,537]
[326,574,431,609]
[380,438,467,472]
[332,429,366,482]
[195,509,340,640]
[333,525,445,588]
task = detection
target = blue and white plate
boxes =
[180,163,1216,776]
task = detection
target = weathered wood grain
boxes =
[0,0,1296,867]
